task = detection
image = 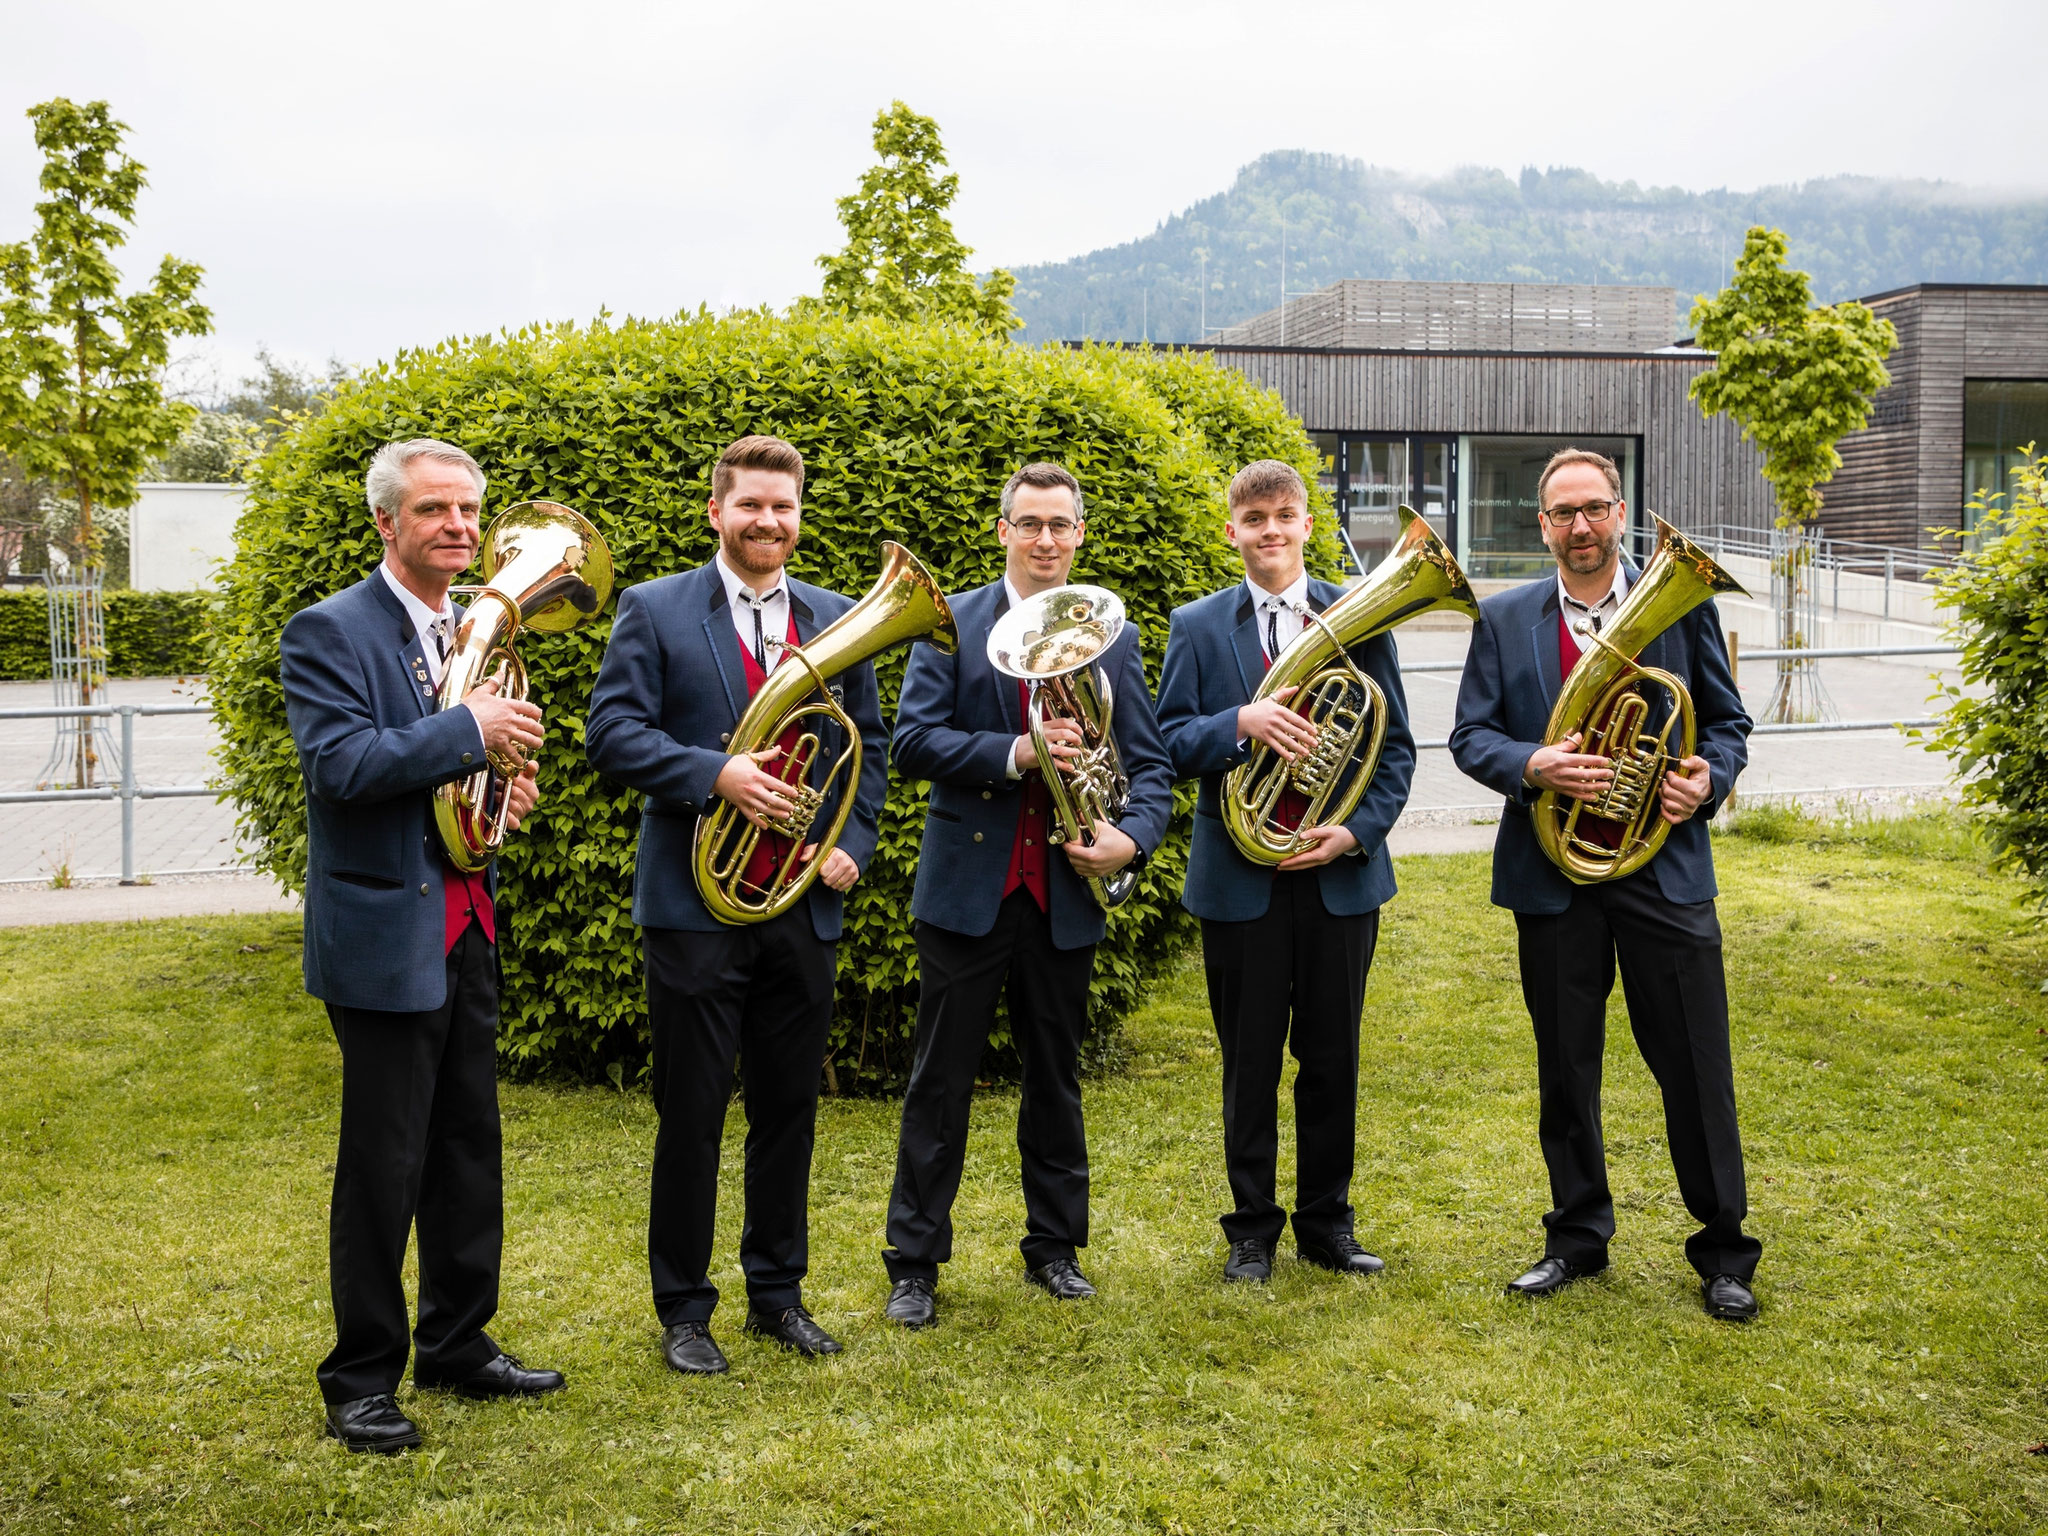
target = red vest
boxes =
[443,854,495,953]
[1002,680,1053,910]
[1260,645,1312,835]
[1558,610,1585,679]
[736,609,809,899]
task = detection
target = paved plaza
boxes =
[0,634,1968,920]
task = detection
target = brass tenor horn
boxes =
[694,542,957,925]
[1223,507,1477,865]
[987,584,1137,911]
[1532,515,1748,884]
[435,501,614,872]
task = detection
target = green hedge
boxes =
[0,589,213,680]
[211,314,1335,1086]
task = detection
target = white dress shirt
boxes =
[1003,576,1033,780]
[715,550,793,674]
[1556,561,1628,641]
[380,561,486,755]
[1245,570,1312,661]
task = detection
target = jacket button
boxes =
[419,883,430,896]
[461,752,473,764]
[972,832,984,843]
[981,790,992,800]
[721,733,732,746]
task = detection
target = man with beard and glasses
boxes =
[1449,446,1760,1322]
[587,434,887,1373]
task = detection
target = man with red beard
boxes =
[1449,447,1760,1321]
[588,435,887,1372]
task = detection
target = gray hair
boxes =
[365,438,486,519]
[999,462,1084,523]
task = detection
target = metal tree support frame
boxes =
[1766,526,1834,726]
[35,572,121,791]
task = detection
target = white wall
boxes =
[130,483,246,591]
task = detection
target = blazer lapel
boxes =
[698,564,746,722]
[1228,587,1263,700]
[989,584,1022,733]
[369,574,438,719]
[1529,582,1562,711]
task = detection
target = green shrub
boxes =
[211,314,1325,1086]
[1924,448,2048,913]
[0,588,212,679]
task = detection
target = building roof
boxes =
[1208,278,1681,354]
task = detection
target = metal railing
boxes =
[1696,522,1955,624]
[0,702,215,884]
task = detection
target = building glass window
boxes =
[1964,380,2048,540]
[1342,437,1409,570]
[1461,434,1639,579]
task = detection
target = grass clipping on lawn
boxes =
[2,811,2046,1534]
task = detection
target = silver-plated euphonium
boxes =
[986,584,1137,911]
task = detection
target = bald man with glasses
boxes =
[1449,447,1760,1323]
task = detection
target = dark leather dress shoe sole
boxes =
[1024,1259,1097,1300]
[745,1304,843,1356]
[662,1322,730,1375]
[324,1394,422,1454]
[1506,1255,1607,1297]
[417,1352,565,1399]
[1702,1273,1759,1322]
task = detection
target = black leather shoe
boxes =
[1506,1255,1607,1297]
[324,1394,421,1454]
[1702,1273,1759,1322]
[885,1277,938,1329]
[661,1321,730,1376]
[745,1304,843,1356]
[1223,1238,1274,1283]
[1297,1234,1385,1275]
[418,1352,565,1399]
[1025,1257,1097,1299]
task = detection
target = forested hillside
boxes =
[1007,151,2048,344]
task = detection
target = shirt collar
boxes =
[715,550,787,610]
[1556,561,1626,617]
[1245,569,1310,614]
[1002,575,1030,613]
[379,560,453,636]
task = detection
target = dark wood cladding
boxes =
[1197,344,1778,535]
[1826,285,2048,551]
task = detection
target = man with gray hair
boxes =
[281,438,564,1453]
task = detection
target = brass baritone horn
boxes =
[1223,507,1477,865]
[694,542,958,925]
[435,501,615,872]
[986,584,1137,912]
[1532,514,1748,884]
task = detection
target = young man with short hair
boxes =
[1155,459,1416,1284]
[587,434,888,1372]
[881,463,1174,1328]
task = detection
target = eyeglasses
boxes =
[1004,517,1082,540]
[1540,499,1619,528]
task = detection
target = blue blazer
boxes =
[1155,578,1415,923]
[1448,568,1750,915]
[281,573,494,1013]
[585,560,888,940]
[892,578,1175,952]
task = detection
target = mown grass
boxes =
[3,813,2047,1533]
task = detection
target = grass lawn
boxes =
[3,812,2047,1533]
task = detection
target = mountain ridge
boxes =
[1005,151,2048,344]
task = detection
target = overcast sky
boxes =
[3,0,2041,388]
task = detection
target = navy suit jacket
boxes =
[281,573,495,1013]
[1156,578,1415,922]
[585,560,887,940]
[893,578,1175,952]
[1448,567,1750,915]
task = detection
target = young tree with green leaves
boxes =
[806,101,1018,337]
[0,98,213,569]
[1689,227,1895,721]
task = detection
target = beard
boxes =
[721,522,793,577]
[1556,522,1622,574]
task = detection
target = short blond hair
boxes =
[1536,447,1622,507]
[1226,459,1307,512]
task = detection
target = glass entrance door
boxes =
[1342,437,1408,570]
[1415,437,1456,553]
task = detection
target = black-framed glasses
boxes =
[1003,517,1082,540]
[1540,499,1619,527]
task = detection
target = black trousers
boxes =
[318,923,502,1404]
[1514,871,1761,1281]
[1201,873,1379,1248]
[884,889,1095,1280]
[644,912,836,1324]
